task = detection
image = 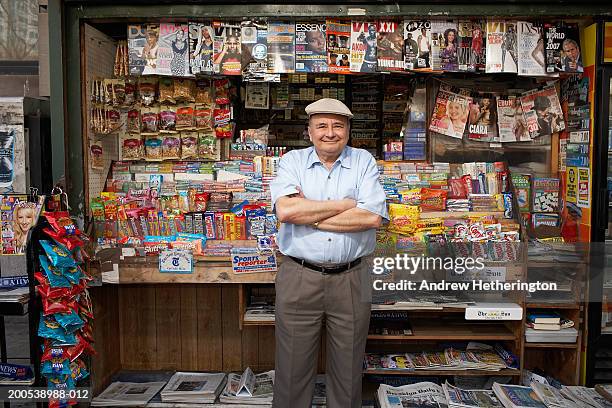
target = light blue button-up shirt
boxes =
[270,146,388,264]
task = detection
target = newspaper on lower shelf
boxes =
[492,383,546,408]
[561,385,612,408]
[244,307,275,322]
[442,381,503,408]
[219,367,274,405]
[530,381,572,408]
[91,381,166,406]
[160,371,227,403]
[377,382,449,408]
[0,363,34,385]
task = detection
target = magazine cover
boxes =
[431,20,458,71]
[267,22,295,74]
[545,22,583,73]
[189,23,214,75]
[241,20,268,80]
[497,96,531,142]
[457,20,485,72]
[376,20,404,72]
[213,21,242,75]
[520,85,566,138]
[404,20,431,70]
[429,88,471,139]
[485,20,518,73]
[154,23,191,77]
[137,24,160,75]
[468,96,499,142]
[326,19,351,74]
[350,21,377,73]
[295,21,327,73]
[517,21,547,76]
[127,25,147,75]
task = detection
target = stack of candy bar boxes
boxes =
[36,211,95,408]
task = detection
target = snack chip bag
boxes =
[39,255,72,288]
[38,315,77,345]
[40,240,77,268]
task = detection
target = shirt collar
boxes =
[306,146,352,169]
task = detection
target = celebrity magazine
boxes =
[127,24,147,75]
[429,87,472,139]
[377,382,449,408]
[213,21,242,75]
[295,21,327,73]
[267,21,295,74]
[467,95,499,142]
[241,20,268,80]
[517,21,547,76]
[497,96,531,142]
[404,19,432,70]
[376,20,404,72]
[154,23,190,77]
[350,21,377,73]
[545,22,583,74]
[485,19,518,73]
[431,20,459,71]
[457,19,486,72]
[326,19,351,74]
[189,22,214,75]
[520,85,565,138]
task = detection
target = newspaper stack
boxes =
[442,381,503,408]
[530,382,572,408]
[377,382,449,408]
[91,381,166,406]
[219,367,274,405]
[160,372,226,403]
[244,306,275,322]
[492,384,546,408]
[311,375,326,406]
[561,385,612,408]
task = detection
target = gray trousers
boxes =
[273,259,371,408]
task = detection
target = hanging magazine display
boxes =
[468,95,499,142]
[326,19,351,74]
[241,20,268,80]
[486,20,518,73]
[213,21,242,75]
[376,21,404,72]
[545,22,583,73]
[154,24,191,77]
[517,21,547,76]
[350,21,377,73]
[295,21,327,73]
[189,23,214,75]
[431,20,458,71]
[458,20,485,72]
[127,25,148,75]
[520,85,565,138]
[404,20,431,70]
[267,22,295,74]
[245,83,270,109]
[429,87,471,139]
[497,96,531,142]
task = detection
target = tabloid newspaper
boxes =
[544,22,583,74]
[376,20,404,72]
[377,382,449,408]
[530,381,570,408]
[497,96,532,143]
[326,19,351,74]
[520,85,565,138]
[492,383,547,408]
[91,382,166,406]
[517,21,547,76]
[189,23,214,75]
[213,21,242,75]
[267,22,295,74]
[485,20,518,73]
[350,21,377,73]
[467,95,499,142]
[127,24,147,76]
[429,87,472,139]
[404,19,432,71]
[219,368,274,404]
[155,23,191,77]
[457,20,486,72]
[295,21,327,73]
[442,381,503,408]
[241,20,268,80]
[431,20,459,71]
[160,372,227,403]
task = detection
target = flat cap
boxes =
[305,98,353,119]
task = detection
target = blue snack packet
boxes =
[62,265,84,285]
[265,214,278,234]
[37,315,77,345]
[70,359,89,382]
[39,255,71,288]
[42,358,71,376]
[46,373,76,390]
[40,240,76,268]
[54,310,84,333]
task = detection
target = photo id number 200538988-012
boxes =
[0,387,91,402]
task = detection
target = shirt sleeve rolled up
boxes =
[356,155,389,220]
[270,154,300,210]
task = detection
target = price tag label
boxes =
[159,249,193,274]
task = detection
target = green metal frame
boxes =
[49,1,612,219]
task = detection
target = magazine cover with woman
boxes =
[429,87,472,139]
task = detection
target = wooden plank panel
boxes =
[180,286,198,370]
[221,286,242,371]
[196,285,223,371]
[119,285,157,369]
[242,327,260,370]
[90,285,121,394]
[257,327,276,371]
[156,285,182,370]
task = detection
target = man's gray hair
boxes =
[562,38,579,49]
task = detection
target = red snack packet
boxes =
[45,212,80,236]
[420,188,447,211]
[448,178,468,199]
[43,228,84,252]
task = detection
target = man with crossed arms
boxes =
[270,98,388,407]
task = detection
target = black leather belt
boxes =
[289,256,362,274]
